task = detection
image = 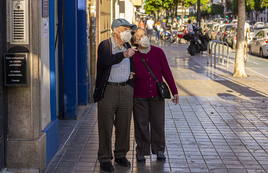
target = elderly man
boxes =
[93,19,136,172]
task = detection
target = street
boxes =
[226,48,268,79]
[243,54,268,79]
[45,43,268,173]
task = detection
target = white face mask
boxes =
[120,30,132,43]
[140,36,150,48]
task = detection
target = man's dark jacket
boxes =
[93,38,134,102]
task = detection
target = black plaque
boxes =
[4,54,28,86]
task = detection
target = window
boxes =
[256,31,264,39]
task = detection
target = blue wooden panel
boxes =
[45,0,59,165]
[63,0,78,119]
[77,0,89,105]
[49,0,57,122]
[43,120,59,164]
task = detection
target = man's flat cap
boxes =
[112,18,137,29]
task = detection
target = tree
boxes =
[233,0,247,78]
[144,0,162,15]
[144,0,176,15]
[226,0,233,10]
[260,0,268,8]
[184,0,197,7]
[232,0,256,16]
[210,4,224,15]
[232,0,238,15]
[246,0,255,11]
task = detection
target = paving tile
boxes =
[54,166,75,173]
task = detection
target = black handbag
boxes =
[141,58,171,99]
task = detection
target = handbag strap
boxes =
[141,58,159,82]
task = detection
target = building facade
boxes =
[249,9,268,23]
[112,0,136,23]
[0,0,129,172]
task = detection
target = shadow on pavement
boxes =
[186,54,267,98]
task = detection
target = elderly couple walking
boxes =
[93,18,179,172]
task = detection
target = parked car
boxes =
[254,23,268,34]
[253,22,265,30]
[248,29,268,57]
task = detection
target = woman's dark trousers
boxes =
[133,97,165,156]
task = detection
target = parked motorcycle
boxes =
[161,30,172,41]
[183,27,209,56]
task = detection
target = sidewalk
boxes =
[45,43,268,173]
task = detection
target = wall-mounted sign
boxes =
[4,53,28,86]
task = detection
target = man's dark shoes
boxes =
[100,161,114,172]
[115,157,131,167]
[156,151,166,161]
[136,154,146,162]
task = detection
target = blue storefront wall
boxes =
[44,0,90,165]
[57,0,89,119]
[43,0,59,165]
[63,0,78,119]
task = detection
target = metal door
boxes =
[0,0,6,169]
[0,79,5,170]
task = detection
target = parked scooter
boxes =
[183,27,209,56]
[161,29,172,41]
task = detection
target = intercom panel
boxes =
[7,0,29,45]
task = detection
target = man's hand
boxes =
[124,48,137,58]
[172,94,179,104]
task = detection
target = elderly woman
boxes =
[132,28,179,162]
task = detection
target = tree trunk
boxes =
[233,0,247,78]
[182,2,185,22]
[197,0,201,27]
[166,9,169,26]
[175,0,178,17]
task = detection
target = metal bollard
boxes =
[208,40,231,69]
[220,43,224,65]
[218,42,221,64]
[214,42,217,68]
[209,42,215,67]
[226,43,230,70]
[221,43,226,65]
[208,42,212,66]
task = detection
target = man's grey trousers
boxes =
[97,85,133,162]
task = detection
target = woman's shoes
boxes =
[115,157,131,167]
[100,161,114,172]
[156,151,166,161]
[136,154,146,162]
